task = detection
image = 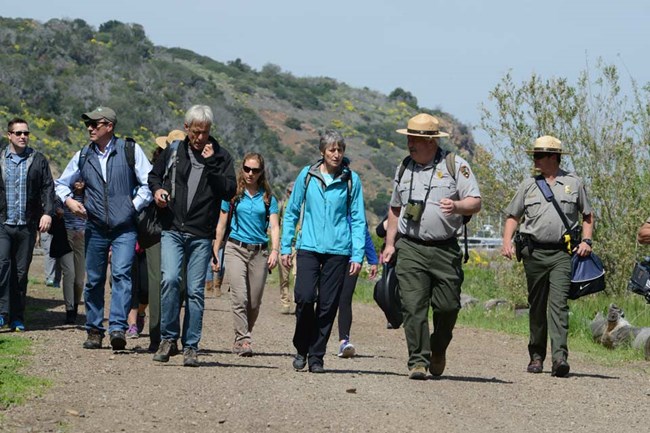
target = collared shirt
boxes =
[55,136,153,212]
[389,150,481,241]
[3,147,32,225]
[222,190,278,245]
[504,169,592,243]
[63,192,86,231]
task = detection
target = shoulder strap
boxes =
[534,175,572,232]
[124,137,136,171]
[396,156,412,184]
[445,152,456,182]
[165,140,181,200]
[78,144,91,173]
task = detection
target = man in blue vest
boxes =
[56,107,152,351]
[0,118,55,331]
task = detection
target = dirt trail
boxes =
[1,256,650,432]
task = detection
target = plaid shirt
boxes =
[3,147,32,226]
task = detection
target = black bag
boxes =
[136,140,181,249]
[569,252,606,300]
[136,204,164,250]
[628,259,650,303]
[373,263,402,329]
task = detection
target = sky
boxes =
[4,0,650,143]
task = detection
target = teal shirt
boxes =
[221,191,278,245]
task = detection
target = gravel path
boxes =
[1,260,650,432]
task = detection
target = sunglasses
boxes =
[10,130,30,137]
[84,120,109,129]
[533,153,551,160]
[243,165,262,174]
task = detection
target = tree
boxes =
[478,60,650,294]
[388,87,418,109]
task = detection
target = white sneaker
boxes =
[338,340,356,358]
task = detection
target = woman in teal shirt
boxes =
[213,153,280,357]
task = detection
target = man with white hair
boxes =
[149,105,236,367]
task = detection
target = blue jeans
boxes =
[160,230,212,350]
[84,222,136,335]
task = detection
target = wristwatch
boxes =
[583,239,592,247]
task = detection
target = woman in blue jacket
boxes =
[281,129,366,373]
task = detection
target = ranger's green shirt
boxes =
[504,169,592,243]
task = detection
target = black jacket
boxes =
[148,136,236,239]
[0,147,55,229]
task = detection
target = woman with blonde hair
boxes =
[214,152,280,356]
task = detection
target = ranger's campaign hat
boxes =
[396,113,450,138]
[526,135,571,154]
[81,106,117,124]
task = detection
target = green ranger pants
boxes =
[522,248,571,363]
[395,237,463,370]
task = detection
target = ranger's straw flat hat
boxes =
[155,129,186,149]
[396,113,450,138]
[526,135,571,154]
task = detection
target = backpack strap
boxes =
[165,140,181,200]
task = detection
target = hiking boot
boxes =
[280,305,292,315]
[292,353,307,371]
[527,359,543,374]
[183,347,199,367]
[126,324,139,339]
[338,340,356,358]
[136,313,146,334]
[551,359,570,378]
[109,330,127,350]
[309,364,325,374]
[83,330,103,349]
[65,309,77,325]
[153,339,174,362]
[10,320,25,332]
[409,365,427,380]
[429,352,446,376]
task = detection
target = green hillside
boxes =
[0,17,475,219]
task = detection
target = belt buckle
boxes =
[246,244,256,251]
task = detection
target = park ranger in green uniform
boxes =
[383,113,481,380]
[501,135,593,378]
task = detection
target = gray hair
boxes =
[319,129,346,152]
[184,105,214,126]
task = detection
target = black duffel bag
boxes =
[136,203,170,250]
[373,263,403,329]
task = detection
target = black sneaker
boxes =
[153,339,173,362]
[183,347,199,367]
[309,364,325,374]
[292,353,307,371]
[170,340,180,356]
[551,359,570,378]
[109,330,127,350]
[148,340,160,353]
[65,309,77,325]
[83,330,103,349]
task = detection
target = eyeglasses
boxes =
[533,153,551,160]
[10,130,30,137]
[243,165,262,174]
[84,120,109,129]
